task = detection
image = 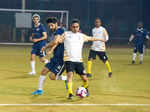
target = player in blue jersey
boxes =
[29,14,48,75]
[32,17,66,95]
[129,22,149,64]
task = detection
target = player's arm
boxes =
[129,34,135,42]
[103,28,109,42]
[146,35,150,40]
[41,35,63,56]
[32,32,47,43]
[46,33,66,56]
[29,33,34,42]
[82,34,106,42]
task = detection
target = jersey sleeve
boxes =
[41,25,47,32]
[82,33,90,42]
[132,30,136,36]
[143,29,148,36]
[55,28,65,35]
[92,28,94,36]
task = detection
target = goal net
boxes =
[0,8,69,45]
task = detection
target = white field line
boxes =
[0,104,150,106]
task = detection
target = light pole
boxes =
[21,0,25,42]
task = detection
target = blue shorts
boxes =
[31,47,46,58]
[45,58,65,75]
[133,44,144,54]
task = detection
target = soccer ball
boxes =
[76,87,87,98]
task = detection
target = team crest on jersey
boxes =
[36,28,40,31]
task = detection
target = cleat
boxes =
[68,94,74,100]
[108,72,112,78]
[86,73,92,77]
[139,61,143,64]
[132,60,135,64]
[29,72,36,75]
[32,90,43,95]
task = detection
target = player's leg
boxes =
[29,52,36,75]
[48,63,66,80]
[39,49,49,64]
[32,67,49,95]
[139,44,144,64]
[76,62,89,96]
[97,52,112,78]
[87,50,96,77]
[65,61,74,99]
[40,57,49,64]
[132,46,137,64]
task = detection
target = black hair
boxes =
[71,19,80,25]
[46,17,58,24]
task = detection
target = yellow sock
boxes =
[67,82,73,94]
[83,80,88,88]
[87,60,92,74]
[105,60,112,73]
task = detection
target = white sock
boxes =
[132,53,136,61]
[44,59,49,64]
[140,54,143,62]
[30,61,35,73]
[38,75,46,90]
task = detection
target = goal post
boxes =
[0,8,69,44]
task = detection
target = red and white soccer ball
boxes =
[76,87,87,98]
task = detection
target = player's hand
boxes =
[41,47,46,53]
[32,39,39,43]
[46,51,52,56]
[128,41,131,45]
[29,37,33,42]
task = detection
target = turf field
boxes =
[0,45,150,112]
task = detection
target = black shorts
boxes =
[88,50,108,62]
[65,61,86,75]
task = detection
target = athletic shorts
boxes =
[45,58,65,76]
[88,50,108,62]
[133,44,144,54]
[31,46,46,58]
[65,61,86,75]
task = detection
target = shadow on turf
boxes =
[124,63,142,66]
[30,94,86,103]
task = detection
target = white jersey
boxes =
[64,31,88,62]
[91,26,108,51]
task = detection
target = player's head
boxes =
[32,13,40,25]
[95,18,102,28]
[71,19,80,33]
[46,17,58,32]
[137,21,143,29]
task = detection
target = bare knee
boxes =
[40,58,45,63]
[49,73,56,80]
[81,75,88,81]
[31,54,36,61]
[41,67,49,75]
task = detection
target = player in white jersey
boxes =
[55,19,105,99]
[87,18,112,78]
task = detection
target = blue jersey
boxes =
[32,23,47,48]
[133,28,148,45]
[51,28,64,62]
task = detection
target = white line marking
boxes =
[0,104,150,106]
